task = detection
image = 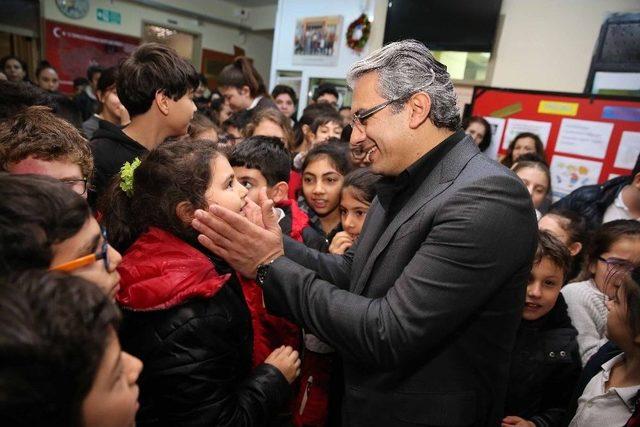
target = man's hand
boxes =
[192,188,284,278]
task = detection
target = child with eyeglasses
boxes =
[562,219,640,365]
[0,106,93,200]
[0,173,122,298]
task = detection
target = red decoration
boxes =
[346,13,371,51]
[45,20,139,94]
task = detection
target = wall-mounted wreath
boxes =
[346,13,371,51]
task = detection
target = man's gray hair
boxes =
[347,39,461,131]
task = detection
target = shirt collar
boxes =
[615,187,630,212]
[248,95,262,110]
[375,130,466,210]
[85,85,97,100]
[600,354,640,410]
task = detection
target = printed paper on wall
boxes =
[502,118,552,150]
[550,155,603,201]
[554,118,613,159]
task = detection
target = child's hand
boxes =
[329,231,354,255]
[501,416,535,427]
[264,345,301,384]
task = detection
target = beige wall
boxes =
[491,0,639,92]
[42,0,274,79]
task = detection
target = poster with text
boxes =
[502,118,552,150]
[554,118,614,159]
[483,116,505,160]
[550,155,603,201]
[614,131,640,170]
[45,20,139,94]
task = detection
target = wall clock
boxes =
[56,0,90,20]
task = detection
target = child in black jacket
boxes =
[503,230,582,427]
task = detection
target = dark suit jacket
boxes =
[263,136,538,426]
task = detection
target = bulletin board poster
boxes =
[45,20,140,94]
[471,86,640,201]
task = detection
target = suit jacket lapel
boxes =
[351,137,480,295]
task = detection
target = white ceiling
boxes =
[226,0,277,7]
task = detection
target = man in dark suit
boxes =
[193,39,538,426]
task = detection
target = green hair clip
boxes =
[119,157,141,197]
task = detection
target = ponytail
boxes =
[218,56,266,98]
[237,57,265,97]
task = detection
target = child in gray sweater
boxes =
[562,220,640,365]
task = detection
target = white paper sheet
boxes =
[592,71,640,94]
[483,116,505,160]
[614,131,640,170]
[550,155,603,201]
[554,118,613,159]
[502,118,552,150]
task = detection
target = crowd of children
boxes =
[1,42,640,427]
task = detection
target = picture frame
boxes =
[293,15,343,66]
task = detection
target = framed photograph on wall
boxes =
[293,16,343,66]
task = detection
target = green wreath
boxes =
[346,13,371,51]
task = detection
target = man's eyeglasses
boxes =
[351,98,401,133]
[51,227,109,272]
[349,70,436,161]
[350,69,436,132]
[598,256,636,272]
[60,177,89,196]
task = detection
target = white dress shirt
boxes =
[603,188,639,223]
[569,353,639,426]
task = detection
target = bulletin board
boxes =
[470,86,640,200]
[44,20,140,94]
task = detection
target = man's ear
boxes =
[155,90,170,116]
[268,182,289,204]
[408,92,431,129]
[175,201,195,226]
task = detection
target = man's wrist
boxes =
[256,254,283,286]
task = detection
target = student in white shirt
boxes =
[569,265,640,426]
